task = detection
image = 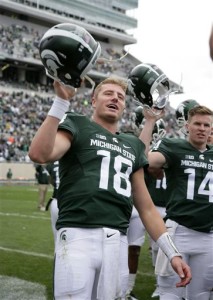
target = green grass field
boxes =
[0,185,156,300]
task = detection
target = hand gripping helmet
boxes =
[175,99,199,128]
[39,23,101,88]
[152,119,166,144]
[127,63,170,109]
[134,106,166,143]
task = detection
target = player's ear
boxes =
[92,96,96,108]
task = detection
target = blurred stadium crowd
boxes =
[0,19,134,76]
[0,20,181,163]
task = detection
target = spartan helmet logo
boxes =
[176,103,186,129]
[177,103,185,116]
[199,154,204,160]
[40,49,64,79]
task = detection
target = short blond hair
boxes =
[93,77,127,98]
[188,105,213,122]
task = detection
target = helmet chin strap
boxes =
[84,75,96,94]
[132,100,165,116]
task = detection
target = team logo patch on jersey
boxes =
[199,154,204,160]
[113,137,118,143]
[185,155,194,159]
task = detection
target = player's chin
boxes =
[105,111,120,120]
[196,135,207,142]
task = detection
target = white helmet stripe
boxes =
[40,28,94,53]
[140,63,160,76]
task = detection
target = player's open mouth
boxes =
[107,104,118,110]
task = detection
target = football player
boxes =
[29,58,191,299]
[126,106,167,300]
[140,105,213,300]
[208,24,213,300]
[145,170,168,299]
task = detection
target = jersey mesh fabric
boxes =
[56,112,148,234]
[152,138,213,233]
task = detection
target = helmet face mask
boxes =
[134,106,166,144]
[152,119,166,144]
[151,81,170,110]
[39,23,101,88]
[127,63,170,111]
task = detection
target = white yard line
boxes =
[0,246,53,259]
[0,211,50,220]
[0,245,154,277]
[137,270,155,277]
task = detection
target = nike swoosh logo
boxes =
[107,233,116,238]
[209,159,213,162]
[123,144,131,149]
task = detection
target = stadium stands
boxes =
[0,1,182,165]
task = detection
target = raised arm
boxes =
[132,168,191,287]
[139,107,164,157]
[29,81,76,163]
[139,107,166,173]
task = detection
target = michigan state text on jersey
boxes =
[152,138,213,233]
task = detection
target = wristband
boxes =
[48,96,70,120]
[156,232,182,261]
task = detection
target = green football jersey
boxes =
[56,112,148,234]
[152,138,213,233]
[145,172,168,208]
